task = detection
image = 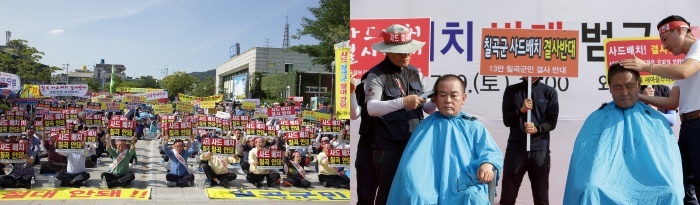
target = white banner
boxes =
[39,85,88,97]
[215,111,231,119]
[0,72,21,91]
[139,90,169,100]
[350,1,699,204]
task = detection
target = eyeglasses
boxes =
[455,173,480,192]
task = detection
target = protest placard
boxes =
[108,120,135,140]
[256,149,283,169]
[285,131,312,149]
[164,122,193,140]
[55,133,84,153]
[327,148,351,168]
[0,142,27,163]
[320,120,342,135]
[202,138,236,156]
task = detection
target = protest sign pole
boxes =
[526,77,532,152]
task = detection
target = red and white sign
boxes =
[0,120,26,136]
[139,90,168,101]
[81,129,99,145]
[39,84,88,97]
[279,119,301,132]
[43,113,66,130]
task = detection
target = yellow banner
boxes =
[101,102,125,112]
[175,102,193,113]
[20,84,45,98]
[200,101,217,109]
[334,46,351,120]
[241,102,256,110]
[116,87,163,93]
[153,104,174,115]
[205,188,349,201]
[0,188,151,200]
[303,110,332,121]
[178,93,223,103]
[123,95,147,104]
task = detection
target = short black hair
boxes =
[173,139,184,144]
[431,74,467,95]
[607,63,641,85]
[658,15,691,30]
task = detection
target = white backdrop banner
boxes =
[39,85,88,97]
[0,72,21,91]
[349,1,700,204]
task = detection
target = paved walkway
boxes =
[1,138,348,205]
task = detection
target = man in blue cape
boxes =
[563,63,683,204]
[387,74,503,204]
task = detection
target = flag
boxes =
[110,64,115,95]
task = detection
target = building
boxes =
[216,47,330,100]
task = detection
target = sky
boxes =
[0,0,320,79]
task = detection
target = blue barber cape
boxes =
[387,112,503,205]
[563,102,683,204]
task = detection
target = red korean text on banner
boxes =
[349,18,431,78]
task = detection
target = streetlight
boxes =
[286,86,290,98]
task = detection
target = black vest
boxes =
[356,72,374,147]
[367,58,425,150]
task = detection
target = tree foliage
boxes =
[85,78,100,92]
[136,75,160,88]
[289,0,349,71]
[161,71,198,100]
[250,72,266,99]
[0,39,61,83]
[191,76,215,97]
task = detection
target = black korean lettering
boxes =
[598,75,609,90]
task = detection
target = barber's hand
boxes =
[477,163,494,183]
[520,98,533,113]
[524,122,538,134]
[402,95,425,111]
[620,54,651,72]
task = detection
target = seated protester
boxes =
[246,137,281,188]
[39,133,67,174]
[100,134,137,188]
[200,151,239,188]
[162,134,197,187]
[240,136,256,173]
[55,137,90,187]
[0,135,36,189]
[26,128,42,165]
[563,63,683,204]
[84,142,97,168]
[283,151,311,188]
[316,140,350,189]
[387,75,504,204]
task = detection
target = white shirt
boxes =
[674,40,700,114]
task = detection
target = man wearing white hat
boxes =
[362,24,436,205]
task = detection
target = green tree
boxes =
[102,76,124,91]
[0,39,61,83]
[85,78,101,92]
[250,72,266,99]
[136,75,161,88]
[290,0,349,71]
[191,76,215,97]
[161,71,198,100]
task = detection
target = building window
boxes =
[305,86,327,94]
[285,63,293,72]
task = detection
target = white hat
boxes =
[371,24,426,54]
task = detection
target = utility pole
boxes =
[161,66,169,79]
[282,0,290,49]
[63,61,70,84]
